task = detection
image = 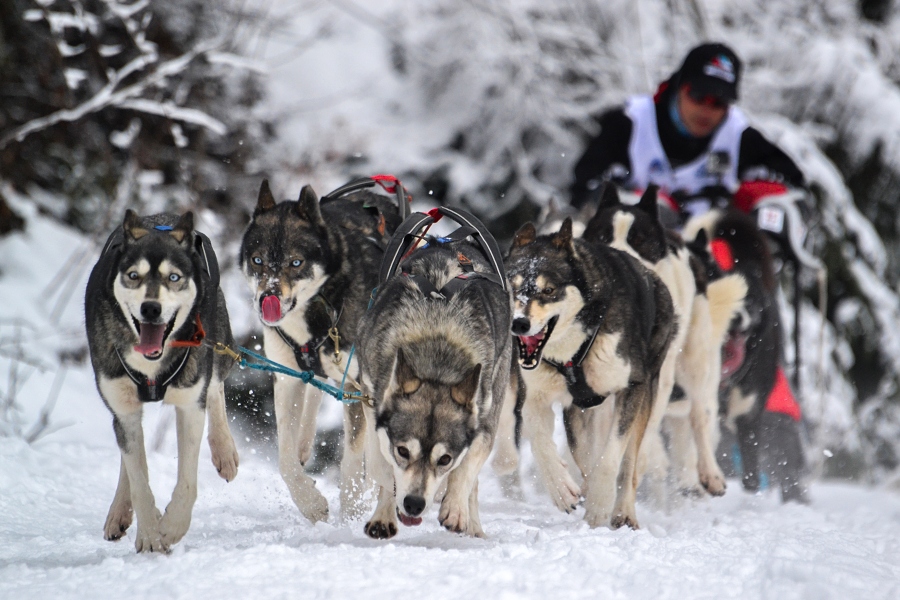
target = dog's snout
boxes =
[511,317,531,336]
[403,495,426,517]
[140,301,162,322]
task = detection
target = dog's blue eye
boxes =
[291,259,302,268]
[252,257,263,265]
[169,273,181,282]
[128,271,139,280]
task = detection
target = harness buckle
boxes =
[328,326,342,364]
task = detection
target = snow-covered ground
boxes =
[2,183,900,600]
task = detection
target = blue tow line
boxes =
[225,344,367,405]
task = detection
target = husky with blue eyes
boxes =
[239,179,405,523]
[85,210,239,553]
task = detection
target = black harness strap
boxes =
[543,326,607,409]
[115,346,192,403]
[271,295,343,379]
[274,327,329,378]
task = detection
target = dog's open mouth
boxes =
[133,317,176,360]
[516,317,557,370]
[260,294,296,324]
[397,509,422,527]
[721,330,747,380]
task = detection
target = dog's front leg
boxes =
[521,386,581,512]
[206,378,239,482]
[490,379,523,500]
[274,377,329,523]
[340,400,369,520]
[439,432,491,537]
[104,457,133,541]
[158,400,206,547]
[363,413,397,539]
[114,410,165,552]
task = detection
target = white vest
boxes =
[624,95,747,199]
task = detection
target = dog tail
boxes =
[707,273,748,344]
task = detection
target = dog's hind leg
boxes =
[274,379,329,522]
[583,388,646,529]
[340,400,369,520]
[206,378,239,482]
[104,457,133,541]
[439,432,492,537]
[159,399,206,547]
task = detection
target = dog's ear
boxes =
[511,222,536,248]
[551,218,574,251]
[691,228,708,249]
[393,347,421,395]
[123,209,149,241]
[450,363,481,410]
[169,211,194,244]
[255,179,276,214]
[598,181,620,209]
[295,185,325,226]
[638,184,659,220]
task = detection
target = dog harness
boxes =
[403,245,505,301]
[115,346,192,402]
[272,296,343,379]
[542,325,608,409]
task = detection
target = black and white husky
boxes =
[584,185,745,499]
[506,218,676,528]
[85,211,239,553]
[239,180,403,522]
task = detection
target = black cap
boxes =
[676,42,741,102]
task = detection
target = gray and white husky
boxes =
[357,232,514,539]
[85,210,239,553]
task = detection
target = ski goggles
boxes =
[685,85,730,109]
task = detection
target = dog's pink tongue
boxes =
[399,513,422,527]
[520,333,543,356]
[261,295,282,323]
[134,322,166,356]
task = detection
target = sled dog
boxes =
[506,218,675,528]
[357,211,513,538]
[239,179,403,521]
[684,209,783,494]
[85,211,239,553]
[583,185,744,498]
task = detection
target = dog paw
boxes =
[103,504,133,541]
[159,509,192,547]
[610,512,639,530]
[134,511,167,553]
[364,519,397,539]
[439,498,483,536]
[583,507,610,529]
[700,471,727,497]
[679,485,707,500]
[297,489,330,524]
[546,470,581,513]
[209,433,240,482]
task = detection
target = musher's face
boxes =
[677,85,729,138]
